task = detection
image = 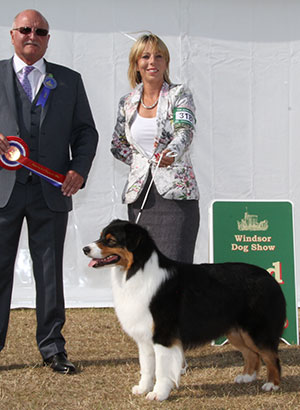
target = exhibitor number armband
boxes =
[173,107,195,127]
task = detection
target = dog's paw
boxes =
[132,385,143,395]
[181,359,188,375]
[132,379,154,395]
[145,380,173,402]
[146,390,169,401]
[235,372,257,384]
[132,385,150,395]
[261,382,279,392]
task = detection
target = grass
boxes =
[0,308,299,409]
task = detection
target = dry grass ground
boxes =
[0,308,299,410]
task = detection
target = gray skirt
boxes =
[128,175,200,263]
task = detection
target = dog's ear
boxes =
[124,223,144,251]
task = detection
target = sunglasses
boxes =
[12,27,49,37]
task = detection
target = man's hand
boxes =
[61,170,84,197]
[0,134,10,155]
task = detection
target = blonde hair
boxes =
[128,33,171,89]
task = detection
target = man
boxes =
[0,10,98,373]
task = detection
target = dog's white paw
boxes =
[132,374,154,395]
[181,359,188,375]
[145,380,173,402]
[261,382,279,392]
[146,390,170,401]
[132,385,144,395]
[132,383,152,395]
[235,372,257,384]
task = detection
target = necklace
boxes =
[141,97,159,109]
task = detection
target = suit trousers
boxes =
[0,180,68,359]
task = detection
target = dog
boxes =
[83,219,286,401]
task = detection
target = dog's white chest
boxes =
[111,254,167,343]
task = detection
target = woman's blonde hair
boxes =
[128,33,171,89]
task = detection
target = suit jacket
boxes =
[111,82,199,203]
[0,58,98,211]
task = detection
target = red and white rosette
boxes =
[0,136,65,187]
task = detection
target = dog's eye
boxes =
[106,238,117,246]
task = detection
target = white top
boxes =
[131,114,157,158]
[13,54,46,101]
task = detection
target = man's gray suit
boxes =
[0,58,98,358]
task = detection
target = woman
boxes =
[111,33,199,263]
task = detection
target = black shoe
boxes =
[43,352,76,374]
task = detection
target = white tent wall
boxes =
[0,0,299,307]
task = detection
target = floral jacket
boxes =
[111,81,199,204]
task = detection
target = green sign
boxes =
[210,200,298,345]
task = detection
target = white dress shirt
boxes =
[13,54,46,101]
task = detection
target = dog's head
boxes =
[83,219,155,279]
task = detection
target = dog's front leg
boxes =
[146,343,183,401]
[132,341,155,395]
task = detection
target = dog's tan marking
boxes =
[171,338,183,348]
[105,233,116,241]
[98,243,134,272]
[259,350,281,386]
[227,330,261,376]
[227,329,280,386]
[115,248,134,271]
[96,233,117,249]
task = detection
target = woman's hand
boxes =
[158,149,175,167]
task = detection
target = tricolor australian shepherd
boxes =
[83,219,286,401]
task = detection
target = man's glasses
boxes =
[12,27,49,37]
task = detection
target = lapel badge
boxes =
[43,75,57,90]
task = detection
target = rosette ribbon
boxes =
[0,136,65,187]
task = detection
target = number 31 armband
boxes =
[173,107,195,128]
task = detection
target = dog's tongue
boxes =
[88,259,98,267]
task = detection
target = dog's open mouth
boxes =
[88,255,120,268]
